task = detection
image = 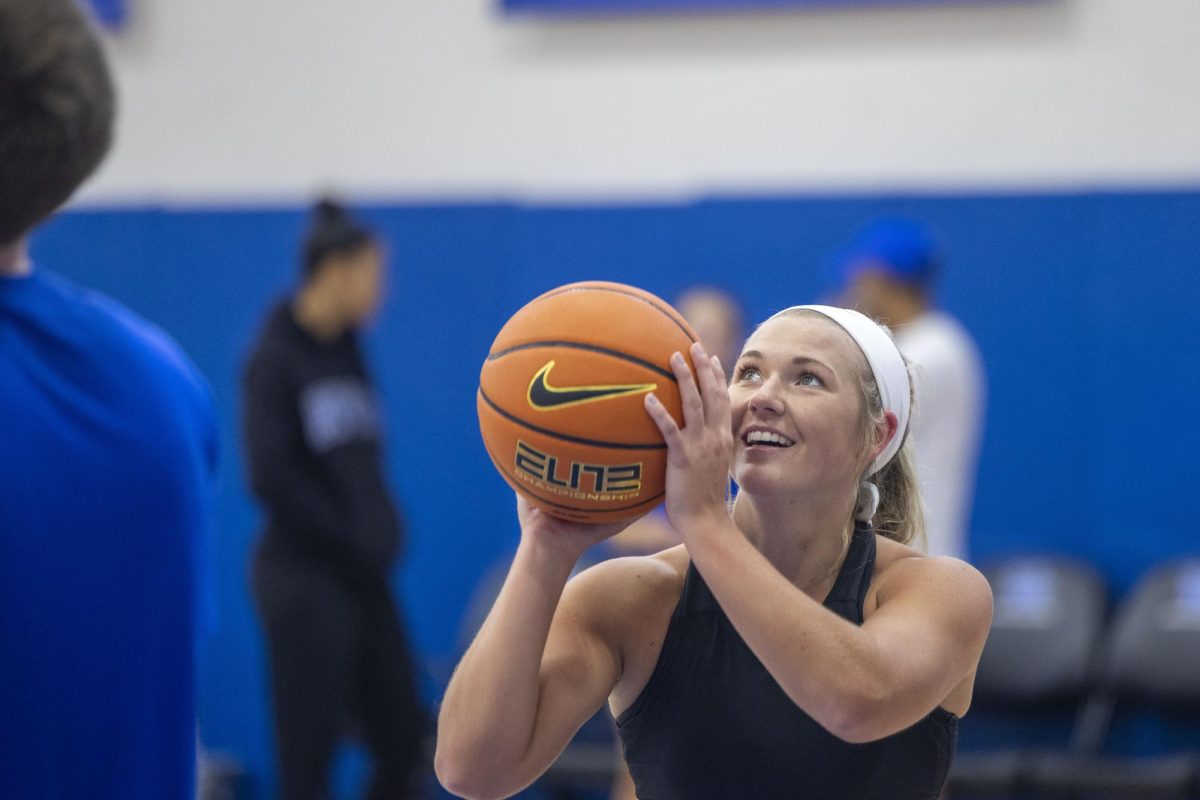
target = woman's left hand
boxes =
[643,341,736,538]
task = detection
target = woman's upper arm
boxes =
[853,557,993,736]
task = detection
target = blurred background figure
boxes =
[675,286,744,379]
[242,200,425,800]
[0,1,218,798]
[832,218,986,560]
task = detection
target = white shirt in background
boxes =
[894,311,986,560]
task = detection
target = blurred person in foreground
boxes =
[833,218,985,560]
[243,200,425,800]
[0,1,218,797]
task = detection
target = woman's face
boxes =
[339,244,386,325]
[728,314,874,499]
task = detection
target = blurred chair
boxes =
[1028,560,1200,798]
[947,557,1107,798]
[196,746,249,800]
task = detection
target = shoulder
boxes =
[8,271,218,479]
[901,312,983,371]
[105,295,216,434]
[566,546,688,614]
[870,538,992,627]
[562,545,688,640]
[244,304,296,372]
[28,270,215,419]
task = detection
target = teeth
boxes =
[745,431,795,447]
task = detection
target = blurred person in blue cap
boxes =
[833,218,985,561]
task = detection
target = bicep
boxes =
[863,559,992,713]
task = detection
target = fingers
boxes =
[653,344,732,457]
[670,349,704,428]
[645,392,685,452]
[664,343,733,431]
[693,344,726,416]
[709,354,732,428]
[689,344,734,439]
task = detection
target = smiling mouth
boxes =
[742,431,796,448]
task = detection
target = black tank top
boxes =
[615,527,957,800]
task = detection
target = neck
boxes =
[292,284,346,342]
[0,239,31,276]
[731,488,857,596]
[882,291,927,328]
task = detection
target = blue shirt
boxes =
[0,269,217,800]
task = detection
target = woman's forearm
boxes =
[685,520,893,737]
[685,520,985,743]
[435,537,579,791]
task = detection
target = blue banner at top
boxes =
[503,0,1004,12]
[88,0,128,29]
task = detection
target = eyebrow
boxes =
[738,350,833,372]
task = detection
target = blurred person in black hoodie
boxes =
[243,199,424,800]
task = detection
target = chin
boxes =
[732,465,796,498]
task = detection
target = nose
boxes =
[748,374,785,416]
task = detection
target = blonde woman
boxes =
[437,306,992,800]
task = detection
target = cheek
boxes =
[727,389,749,420]
[359,273,380,303]
[832,415,870,468]
[805,404,862,453]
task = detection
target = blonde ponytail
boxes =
[855,357,924,548]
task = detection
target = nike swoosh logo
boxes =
[527,361,657,411]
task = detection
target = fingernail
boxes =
[646,393,659,404]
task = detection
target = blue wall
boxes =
[30,190,1199,796]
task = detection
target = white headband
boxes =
[767,304,910,476]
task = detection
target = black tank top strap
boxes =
[678,555,718,616]
[823,523,876,625]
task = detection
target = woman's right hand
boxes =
[516,494,637,560]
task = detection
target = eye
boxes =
[797,372,824,388]
[736,365,763,383]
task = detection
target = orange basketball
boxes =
[477,281,698,523]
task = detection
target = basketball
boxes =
[477,281,698,523]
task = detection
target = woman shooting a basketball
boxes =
[436,306,993,800]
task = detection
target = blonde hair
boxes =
[852,352,925,549]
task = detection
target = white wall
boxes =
[84,0,1200,202]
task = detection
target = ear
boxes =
[867,411,899,464]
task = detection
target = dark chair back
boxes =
[1105,559,1200,706]
[975,557,1108,704]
